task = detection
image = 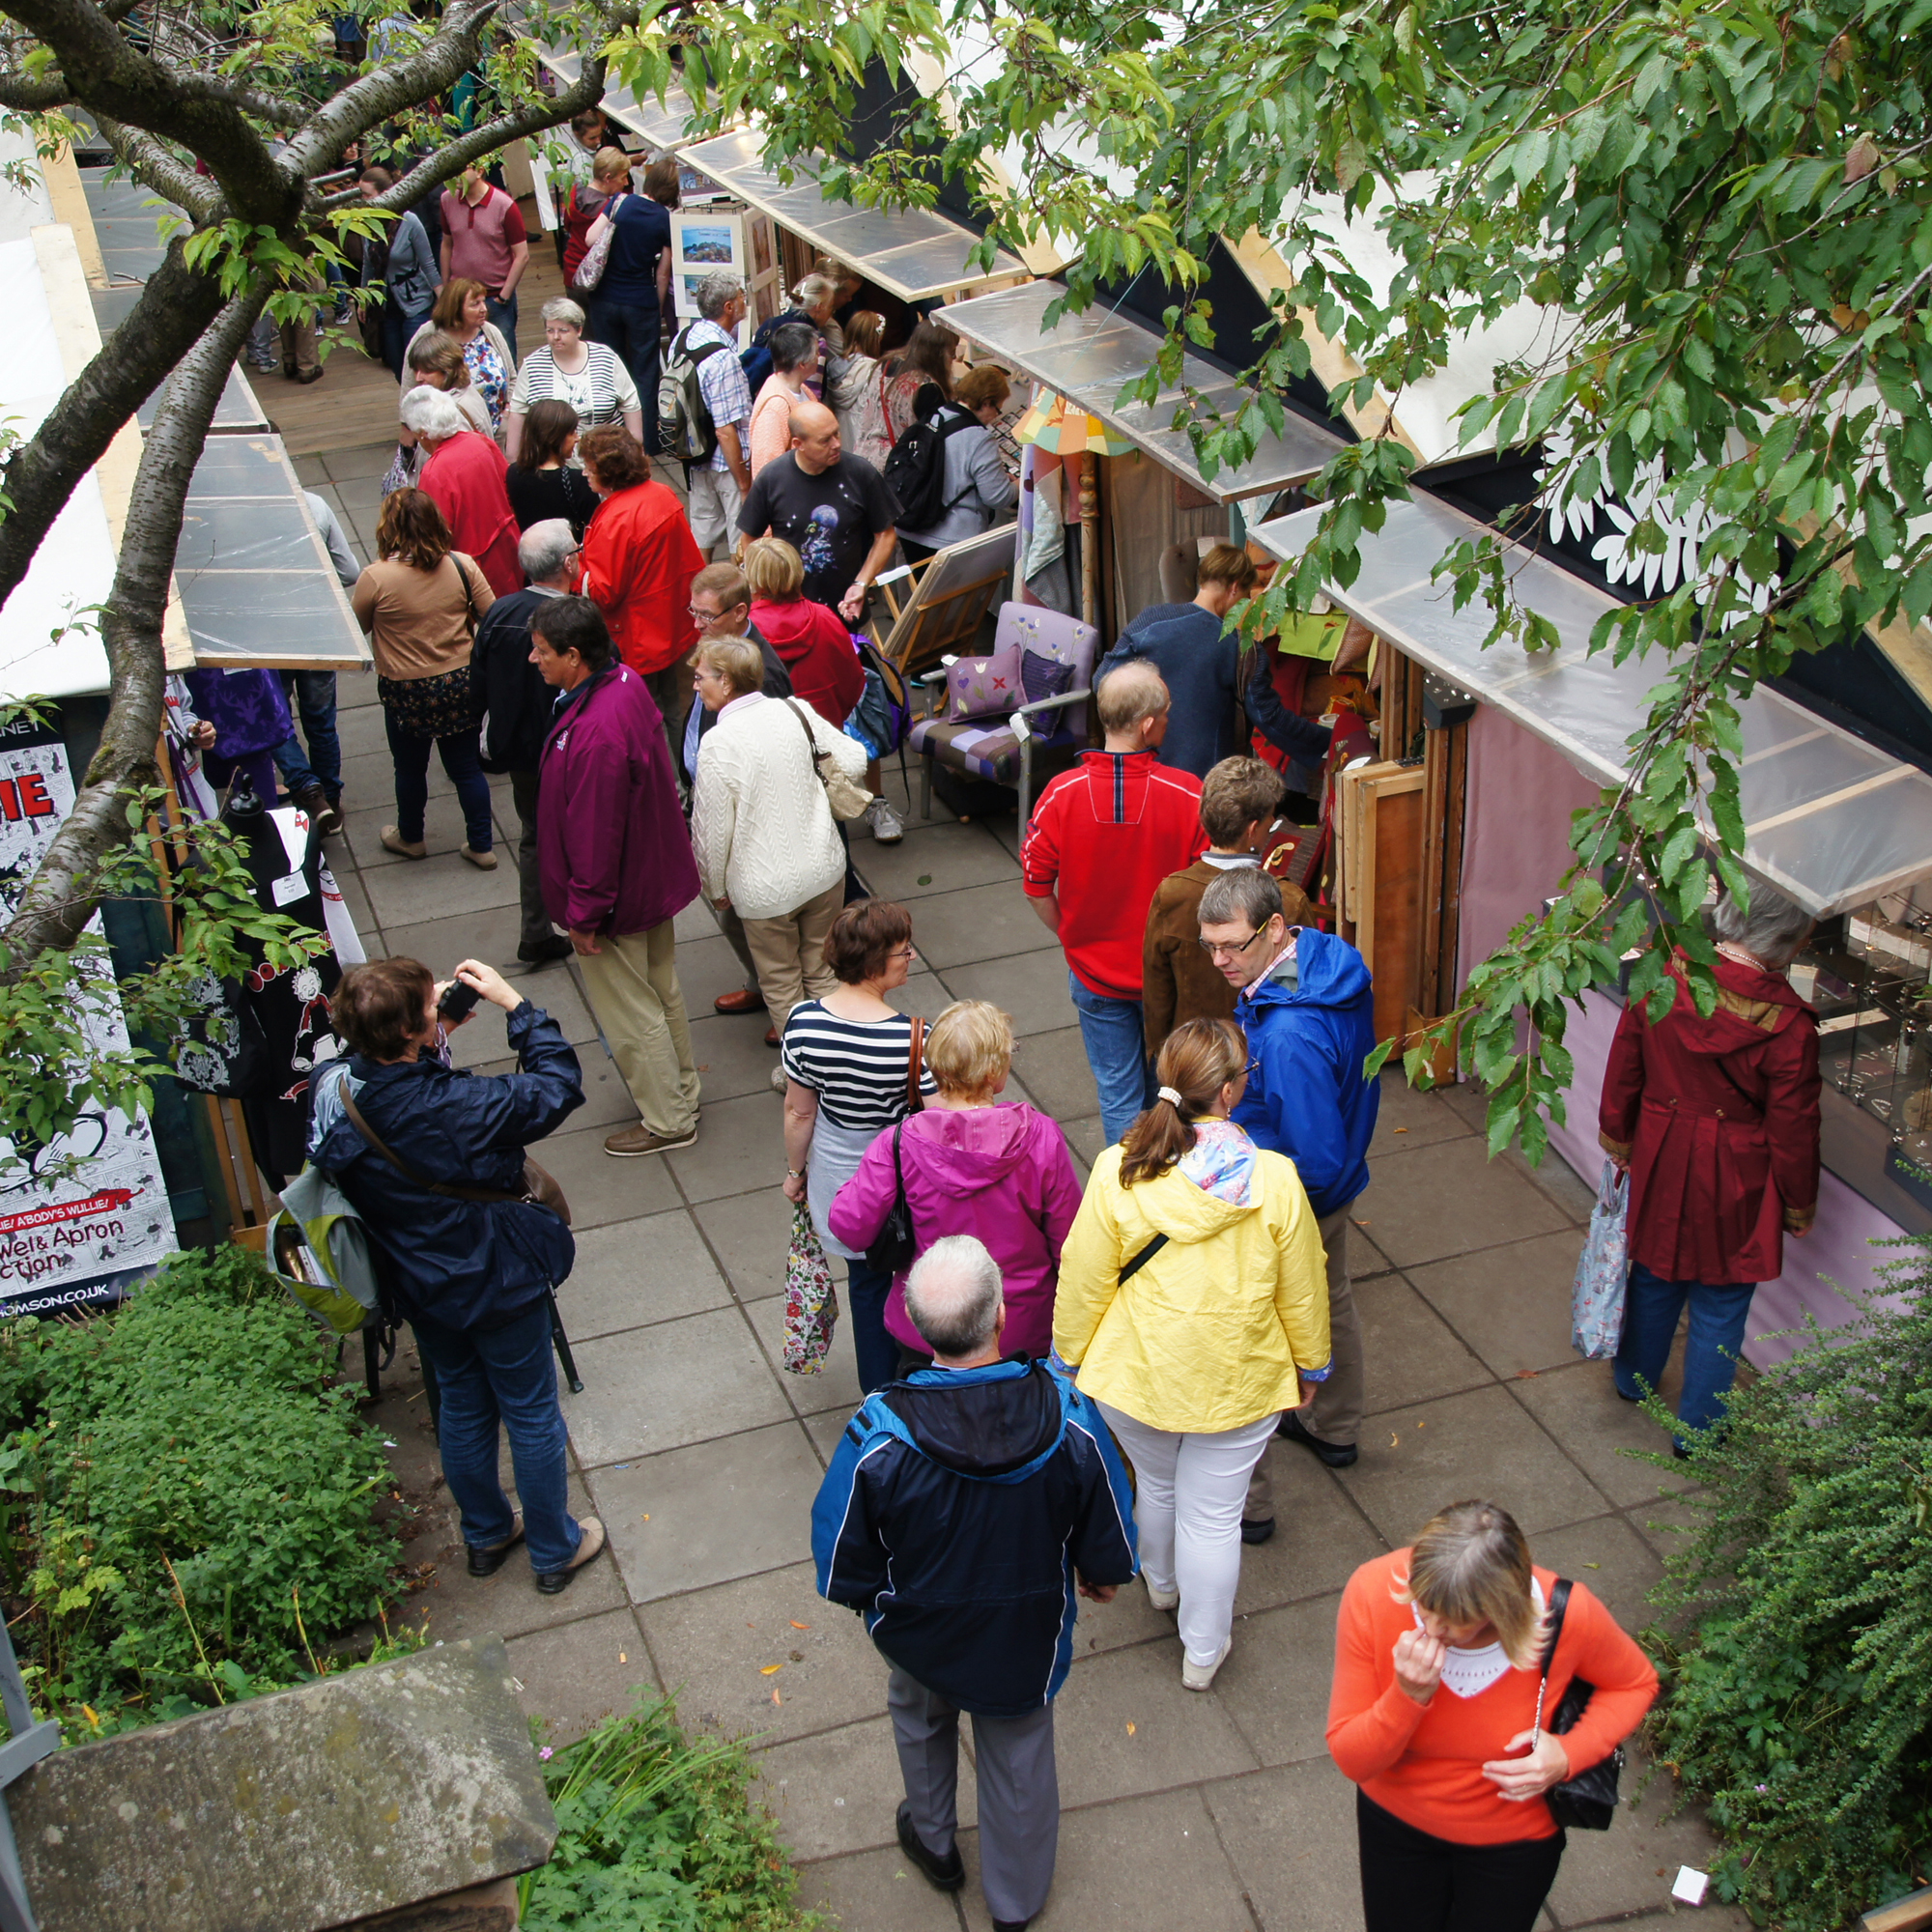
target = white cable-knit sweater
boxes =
[691,694,869,920]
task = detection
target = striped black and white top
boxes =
[781,1003,939,1131]
[508,341,640,431]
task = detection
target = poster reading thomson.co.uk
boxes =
[0,711,176,1312]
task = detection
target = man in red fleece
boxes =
[1023,661,1206,1144]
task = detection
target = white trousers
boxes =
[1096,1404,1279,1666]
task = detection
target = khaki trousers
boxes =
[575,920,701,1137]
[1245,1203,1365,1521]
[740,883,842,1027]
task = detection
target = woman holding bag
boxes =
[351,489,497,867]
[1327,1498,1657,1931]
[780,899,936,1394]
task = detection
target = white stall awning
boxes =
[943,279,1349,506]
[675,128,1025,301]
[531,45,690,149]
[1251,494,1932,916]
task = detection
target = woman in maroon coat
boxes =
[1598,884,1820,1451]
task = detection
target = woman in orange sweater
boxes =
[1327,1500,1657,1931]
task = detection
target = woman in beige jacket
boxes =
[1055,1016,1330,1690]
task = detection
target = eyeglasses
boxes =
[1198,923,1268,961]
[886,945,918,961]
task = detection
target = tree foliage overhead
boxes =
[651,0,1932,1154]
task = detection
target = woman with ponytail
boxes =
[1054,1017,1332,1690]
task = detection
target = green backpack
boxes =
[269,1163,383,1336]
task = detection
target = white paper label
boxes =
[1671,1867,1710,1906]
[271,869,308,906]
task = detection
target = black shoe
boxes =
[1278,1409,1357,1468]
[895,1803,963,1892]
[518,934,574,966]
[467,1512,524,1577]
[993,1921,1032,1931]
[1240,1517,1275,1546]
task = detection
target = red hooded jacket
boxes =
[749,595,866,728]
[1599,953,1821,1285]
[581,479,703,676]
[419,432,523,599]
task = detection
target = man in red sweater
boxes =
[1023,661,1207,1145]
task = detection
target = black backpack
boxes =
[882,399,979,532]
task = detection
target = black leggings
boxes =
[1356,1790,1564,1932]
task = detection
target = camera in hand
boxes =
[438,978,483,1023]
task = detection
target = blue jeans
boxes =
[411,1300,581,1574]
[381,301,436,382]
[1068,969,1155,1148]
[272,670,342,797]
[584,297,662,446]
[486,291,518,360]
[846,1258,900,1395]
[384,707,493,850]
[1614,1262,1756,1442]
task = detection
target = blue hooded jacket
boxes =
[811,1359,1137,1717]
[1232,928,1379,1216]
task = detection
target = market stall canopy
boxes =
[673,127,1027,302]
[531,44,689,149]
[944,279,1348,506]
[1252,494,1932,918]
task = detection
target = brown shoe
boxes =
[535,1517,607,1595]
[460,845,497,869]
[380,824,426,859]
[604,1122,698,1157]
[764,1025,781,1047]
[290,782,343,838]
[714,986,765,1014]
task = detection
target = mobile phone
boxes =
[438,979,482,1023]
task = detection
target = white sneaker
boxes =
[1144,1577,1179,1613]
[1181,1638,1232,1691]
[867,796,904,843]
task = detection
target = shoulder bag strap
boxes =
[339,1083,521,1208]
[1531,1577,1575,1743]
[1118,1231,1168,1285]
[905,1015,925,1116]
[451,554,482,639]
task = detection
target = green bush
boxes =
[522,1694,824,1932]
[1645,1241,1932,1928]
[0,1244,402,1731]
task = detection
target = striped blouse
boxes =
[509,341,640,433]
[781,1002,939,1131]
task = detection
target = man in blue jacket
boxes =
[811,1236,1136,1932]
[1199,867,1378,1519]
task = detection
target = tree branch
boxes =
[93,113,220,221]
[0,68,71,110]
[168,75,309,129]
[1,286,268,974]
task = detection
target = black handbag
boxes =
[1534,1577,1623,1831]
[863,1019,924,1273]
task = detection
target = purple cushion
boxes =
[943,646,1022,724]
[1020,648,1075,707]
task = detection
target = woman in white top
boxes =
[503,298,641,462]
[689,631,868,1033]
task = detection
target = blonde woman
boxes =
[1054,1016,1329,1690]
[826,310,892,471]
[1327,1500,1657,1932]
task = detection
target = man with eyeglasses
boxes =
[1198,866,1378,1508]
[473,519,582,966]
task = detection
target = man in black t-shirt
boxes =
[737,400,899,623]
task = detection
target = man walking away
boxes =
[812,1236,1137,1932]
[440,161,529,356]
[1198,867,1377,1532]
[532,597,703,1157]
[1023,662,1207,1145]
[474,519,580,966]
[672,272,754,559]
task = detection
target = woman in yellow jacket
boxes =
[1055,1017,1330,1691]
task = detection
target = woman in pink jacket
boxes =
[830,999,1082,1363]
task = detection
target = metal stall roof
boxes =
[674,127,1026,302]
[531,44,690,149]
[942,279,1349,506]
[1251,494,1932,917]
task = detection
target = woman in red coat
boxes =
[1598,883,1820,1450]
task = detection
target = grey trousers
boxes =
[887,1668,1058,1926]
[509,768,552,952]
[1246,1202,1365,1520]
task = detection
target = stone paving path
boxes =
[300,443,1746,1932]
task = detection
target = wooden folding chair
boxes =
[867,523,1020,686]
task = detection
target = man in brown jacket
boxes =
[1141,757,1312,1060]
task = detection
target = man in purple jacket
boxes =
[533,597,703,1157]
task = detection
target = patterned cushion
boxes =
[942,646,1022,724]
[1020,648,1075,707]
[908,717,1023,786]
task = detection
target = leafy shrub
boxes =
[1645,1242,1932,1928]
[0,1244,402,1731]
[522,1694,824,1932]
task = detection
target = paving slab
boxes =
[744,1285,866,1416]
[856,819,1022,900]
[688,1010,788,1100]
[1232,1446,1387,1615]
[1406,1228,1589,1379]
[754,1712,977,1862]
[907,879,1064,969]
[386,903,539,974]
[1008,1024,1101,1123]
[1351,1133,1570,1268]
[470,1050,638,1130]
[1531,1512,1666,1634]
[1509,1359,1691,1510]
[666,1091,789,1202]
[508,1605,659,1747]
[1548,1747,1733,1927]
[1352,1271,1493,1414]
[561,1305,790,1465]
[1206,1758,1366,1932]
[587,1418,822,1602]
[1337,1383,1613,1545]
[943,950,1084,1037]
[1214,1591,1344,1768]
[692,1182,797,1298]
[1369,1069,1473,1153]
[525,1120,683,1229]
[341,794,474,870]
[564,1209,731,1340]
[793,1842,963,1932]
